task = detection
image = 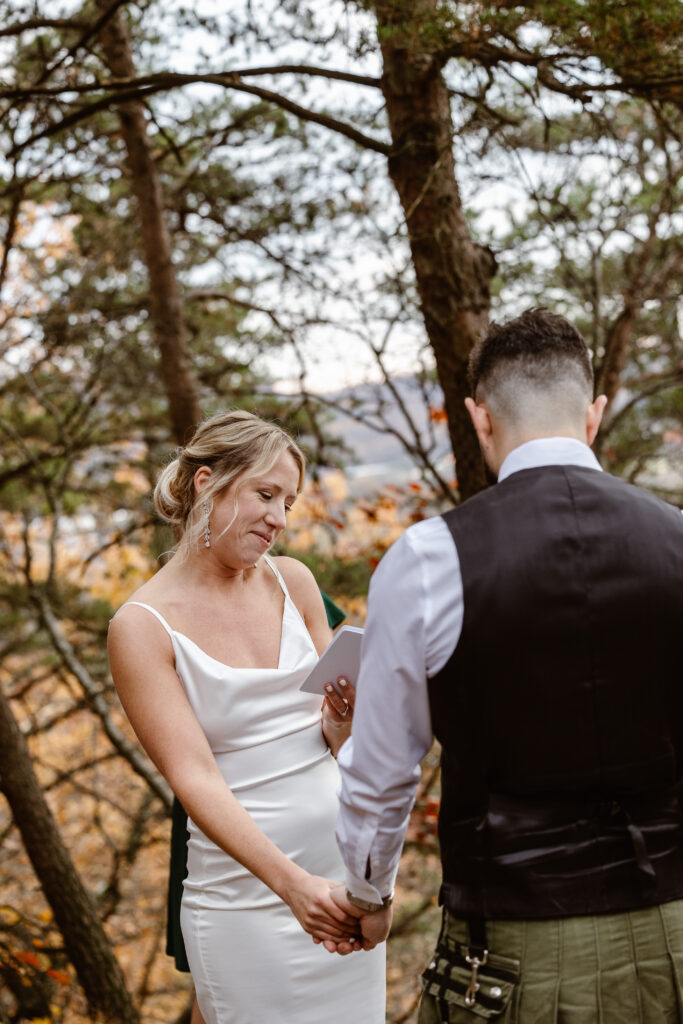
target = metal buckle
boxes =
[463,946,488,1007]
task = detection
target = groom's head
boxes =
[465,308,607,479]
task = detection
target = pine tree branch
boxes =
[34,0,132,86]
[439,39,682,104]
[5,72,390,156]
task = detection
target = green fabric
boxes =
[165,795,192,971]
[419,902,683,1023]
[165,588,346,971]
[321,591,346,630]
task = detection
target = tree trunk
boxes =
[596,306,636,409]
[96,1,201,445]
[374,0,495,500]
[0,689,139,1024]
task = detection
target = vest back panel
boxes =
[430,466,683,918]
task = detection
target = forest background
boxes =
[0,0,681,1021]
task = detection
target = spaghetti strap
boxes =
[123,601,174,637]
[263,554,291,598]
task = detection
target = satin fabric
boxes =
[126,558,385,1023]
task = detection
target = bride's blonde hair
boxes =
[154,410,306,553]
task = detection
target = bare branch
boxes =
[32,592,173,811]
[234,64,381,87]
[303,387,457,503]
[34,754,134,819]
[41,753,118,790]
[601,364,683,440]
[0,179,24,294]
[80,516,156,569]
[0,19,87,38]
[99,789,159,921]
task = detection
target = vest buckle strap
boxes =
[463,947,488,1007]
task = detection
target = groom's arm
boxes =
[335,522,460,905]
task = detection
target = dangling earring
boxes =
[203,506,211,548]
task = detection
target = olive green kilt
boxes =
[419,900,683,1023]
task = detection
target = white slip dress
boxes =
[126,557,385,1024]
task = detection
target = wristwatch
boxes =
[345,889,393,913]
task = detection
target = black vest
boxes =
[430,465,683,919]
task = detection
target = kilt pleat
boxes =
[418,901,683,1024]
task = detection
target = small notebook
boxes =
[299,625,364,696]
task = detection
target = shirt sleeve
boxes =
[335,519,461,901]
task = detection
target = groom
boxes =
[331,308,683,1020]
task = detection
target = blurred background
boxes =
[1,1,681,1020]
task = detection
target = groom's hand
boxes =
[358,905,392,950]
[328,886,393,952]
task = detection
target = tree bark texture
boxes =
[596,306,636,409]
[96,1,201,445]
[0,689,139,1024]
[374,0,495,499]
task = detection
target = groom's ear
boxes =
[586,394,607,446]
[465,397,494,451]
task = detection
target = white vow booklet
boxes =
[299,625,364,696]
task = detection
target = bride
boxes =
[108,410,386,1024]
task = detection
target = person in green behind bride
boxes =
[108,410,385,1024]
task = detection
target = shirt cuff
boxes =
[344,864,398,904]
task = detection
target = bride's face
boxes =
[210,451,301,567]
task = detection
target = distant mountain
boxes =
[317,374,451,490]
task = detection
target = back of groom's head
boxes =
[469,309,594,433]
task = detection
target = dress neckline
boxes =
[170,610,288,673]
[125,555,295,672]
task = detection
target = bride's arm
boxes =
[276,557,354,756]
[108,609,359,945]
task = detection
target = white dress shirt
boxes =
[336,437,603,901]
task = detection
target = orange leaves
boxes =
[8,946,70,981]
[5,948,73,993]
[283,468,441,602]
[13,950,41,968]
[406,795,441,847]
[428,404,448,423]
[423,796,440,823]
[46,968,72,986]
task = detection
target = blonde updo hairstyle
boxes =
[154,410,306,554]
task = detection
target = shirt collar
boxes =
[498,437,603,483]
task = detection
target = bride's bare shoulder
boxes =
[270,555,317,594]
[108,566,177,639]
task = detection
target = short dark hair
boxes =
[469,308,593,399]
